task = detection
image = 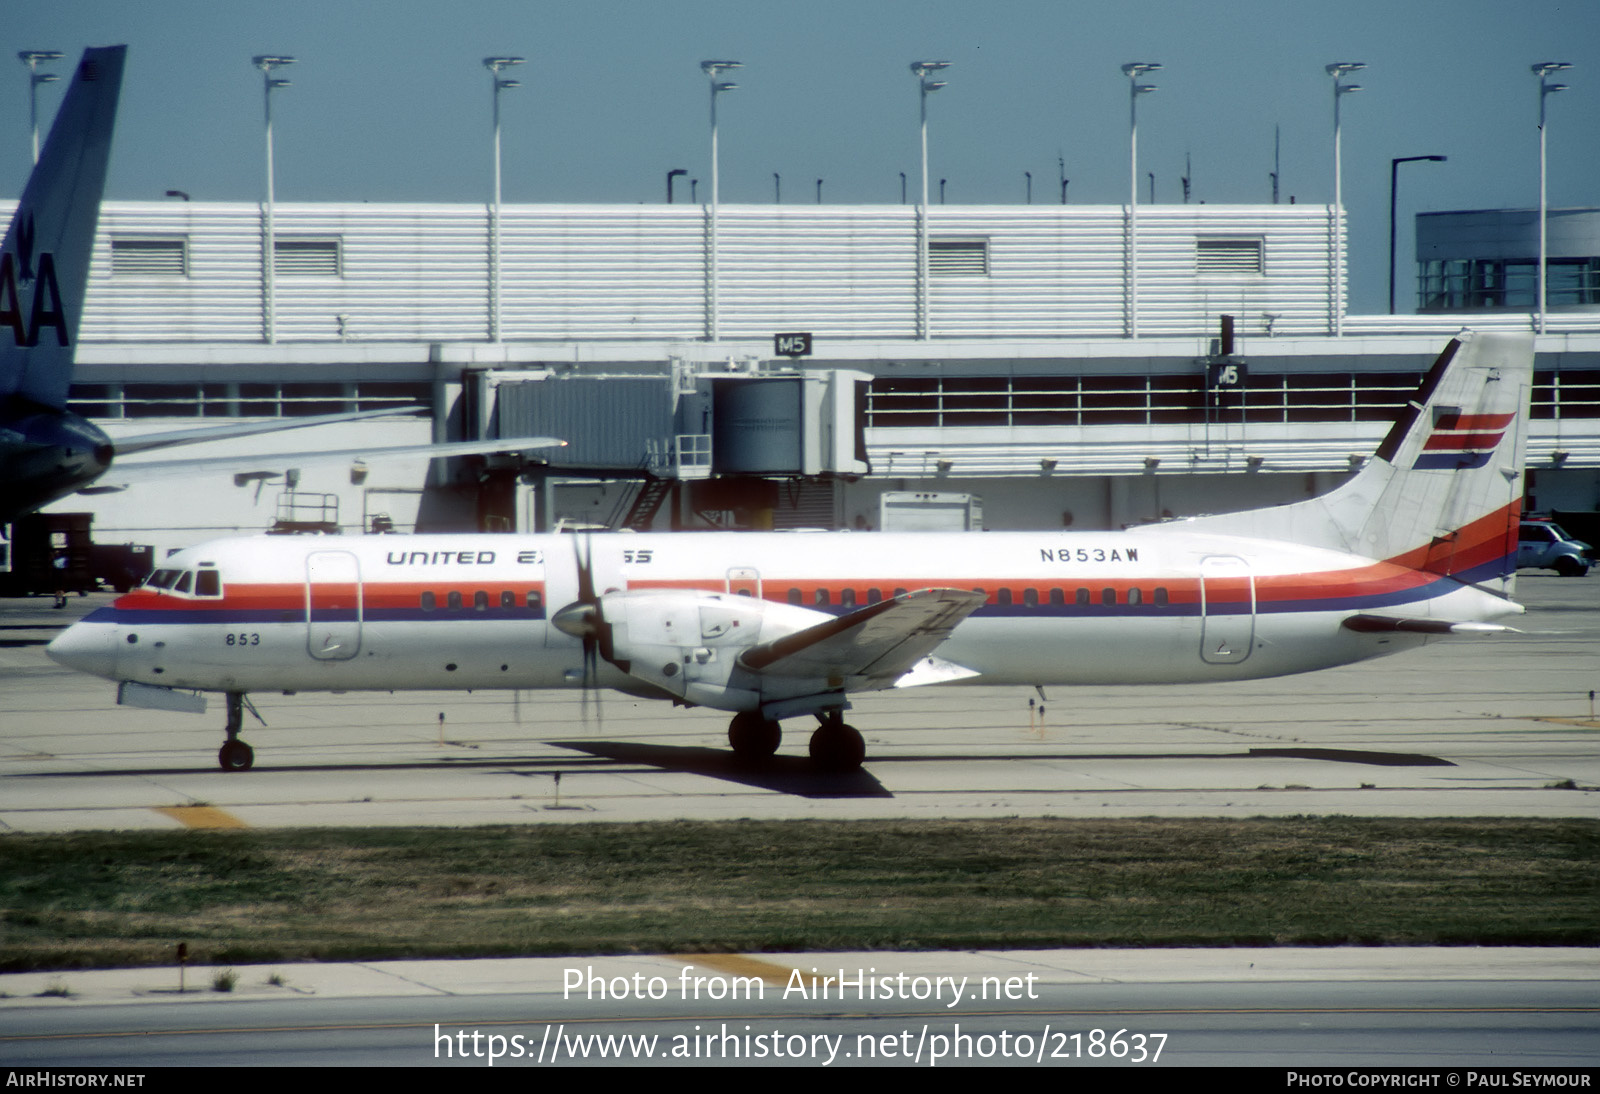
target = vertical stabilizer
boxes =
[1,46,126,410]
[1171,332,1533,593]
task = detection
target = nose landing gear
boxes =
[217,692,256,772]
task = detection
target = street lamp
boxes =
[1327,62,1365,336]
[1534,62,1572,333]
[253,55,296,344]
[1122,62,1160,339]
[1389,155,1446,314]
[702,60,741,341]
[18,50,62,164]
[911,60,950,340]
[484,56,524,343]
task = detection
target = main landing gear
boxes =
[809,711,865,773]
[218,691,254,772]
[725,709,866,772]
[727,711,781,758]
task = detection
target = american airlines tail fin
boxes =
[1175,332,1533,593]
[1,46,125,411]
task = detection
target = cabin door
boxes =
[1199,555,1255,665]
[306,550,362,661]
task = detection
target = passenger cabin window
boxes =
[867,588,883,604]
[1154,587,1169,606]
[1049,588,1064,606]
[1128,587,1143,606]
[525,591,542,610]
[422,592,437,611]
[500,590,516,609]
[447,591,462,610]
[474,590,489,611]
[1023,588,1039,608]
[788,588,802,605]
[997,588,1013,606]
[1075,588,1090,606]
[1101,588,1116,605]
[814,589,830,607]
[840,588,857,608]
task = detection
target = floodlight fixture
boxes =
[19,49,65,164]
[1534,62,1574,331]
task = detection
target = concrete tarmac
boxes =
[2,575,1597,832]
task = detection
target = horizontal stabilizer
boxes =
[740,588,985,684]
[1342,614,1516,636]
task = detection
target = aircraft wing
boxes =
[738,588,985,686]
[109,407,427,456]
[83,434,567,490]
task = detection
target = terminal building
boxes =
[22,197,1600,555]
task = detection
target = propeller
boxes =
[551,532,608,727]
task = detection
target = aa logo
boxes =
[0,243,70,347]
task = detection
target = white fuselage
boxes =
[48,528,1521,706]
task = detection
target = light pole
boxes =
[911,60,949,340]
[484,56,524,343]
[253,55,295,344]
[18,50,62,164]
[1122,62,1159,339]
[702,60,741,342]
[1327,62,1364,336]
[1389,155,1446,314]
[1534,62,1572,333]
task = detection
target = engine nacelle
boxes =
[595,589,831,712]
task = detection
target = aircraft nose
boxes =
[46,621,119,680]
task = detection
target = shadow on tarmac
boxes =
[552,740,895,798]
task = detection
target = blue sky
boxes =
[6,0,1597,315]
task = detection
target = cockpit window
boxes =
[148,569,180,590]
[173,571,193,594]
[195,569,221,597]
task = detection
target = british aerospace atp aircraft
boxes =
[49,331,1532,773]
[0,45,558,525]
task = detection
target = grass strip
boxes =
[1,817,1596,971]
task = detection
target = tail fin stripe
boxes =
[1422,432,1507,452]
[1435,412,1514,432]
[1413,452,1495,470]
